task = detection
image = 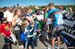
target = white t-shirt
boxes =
[4,10,13,22]
[14,16,22,25]
[36,15,44,21]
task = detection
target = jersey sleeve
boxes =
[0,24,2,33]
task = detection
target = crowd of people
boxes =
[0,3,75,49]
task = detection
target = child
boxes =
[0,18,16,49]
[20,18,35,49]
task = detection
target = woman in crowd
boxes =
[12,8,22,48]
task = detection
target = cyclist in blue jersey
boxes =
[48,3,64,49]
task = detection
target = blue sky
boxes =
[0,0,75,7]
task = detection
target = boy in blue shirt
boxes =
[20,18,36,49]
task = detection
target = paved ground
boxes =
[0,34,68,49]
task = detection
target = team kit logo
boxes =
[5,25,10,31]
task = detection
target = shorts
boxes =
[49,24,54,32]
[52,25,64,38]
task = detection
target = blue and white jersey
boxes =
[54,12,64,26]
[20,25,32,41]
[24,25,32,35]
[48,8,59,15]
[34,21,39,32]
[48,8,64,26]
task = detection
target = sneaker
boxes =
[19,45,24,49]
[52,47,55,49]
[56,47,60,49]
[47,47,51,49]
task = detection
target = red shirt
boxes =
[0,23,11,37]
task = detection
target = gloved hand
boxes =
[33,32,37,36]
